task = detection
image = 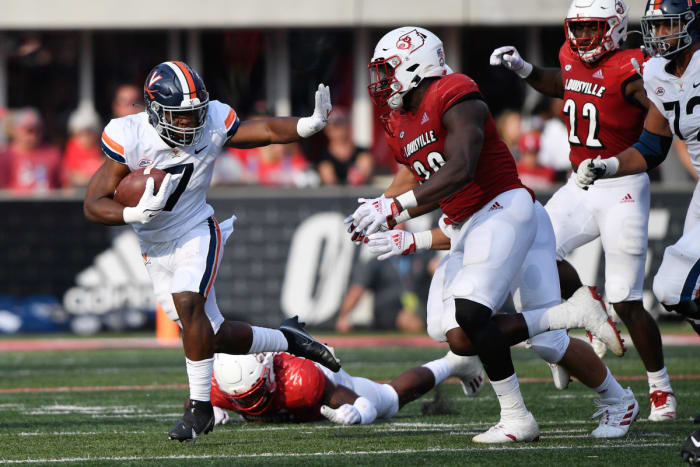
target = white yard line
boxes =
[0,443,677,464]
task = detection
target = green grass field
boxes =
[0,336,698,466]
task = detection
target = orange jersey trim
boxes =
[224,109,237,129]
[101,131,124,155]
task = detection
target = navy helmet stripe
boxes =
[100,141,126,164]
[680,257,700,302]
[199,217,218,297]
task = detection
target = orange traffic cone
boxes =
[156,303,180,345]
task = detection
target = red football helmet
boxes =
[213,353,276,415]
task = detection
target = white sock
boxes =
[647,366,673,393]
[249,327,288,353]
[422,358,451,387]
[593,367,628,402]
[186,357,214,402]
[490,373,529,419]
[522,308,550,336]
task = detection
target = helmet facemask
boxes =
[214,353,277,416]
[150,94,209,147]
[565,17,620,63]
[368,55,404,111]
[642,10,697,58]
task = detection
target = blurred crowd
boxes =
[0,91,696,195]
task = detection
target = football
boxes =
[113,167,167,207]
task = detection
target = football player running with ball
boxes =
[209,350,486,426]
[348,26,635,443]
[84,61,340,442]
[491,0,677,421]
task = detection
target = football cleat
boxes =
[444,351,486,397]
[591,388,639,438]
[168,399,215,442]
[472,411,540,443]
[548,286,625,357]
[648,390,677,421]
[280,316,341,372]
[681,429,700,465]
[586,331,608,359]
[548,363,571,390]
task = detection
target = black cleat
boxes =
[168,399,215,443]
[280,316,341,372]
[682,429,700,465]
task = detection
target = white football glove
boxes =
[321,404,361,425]
[122,173,178,224]
[213,406,230,426]
[575,156,620,189]
[349,196,401,239]
[297,83,332,138]
[367,229,417,260]
[489,46,533,79]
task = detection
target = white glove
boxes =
[367,229,432,261]
[349,197,401,238]
[213,406,230,426]
[575,156,620,189]
[321,404,361,425]
[122,173,178,224]
[489,46,533,79]
[297,83,332,138]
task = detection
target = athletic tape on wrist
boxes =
[396,190,418,210]
[517,61,533,79]
[296,116,320,138]
[413,230,433,250]
[393,210,411,224]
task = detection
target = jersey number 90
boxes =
[412,151,446,181]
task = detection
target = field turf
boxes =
[0,334,697,466]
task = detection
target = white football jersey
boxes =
[101,100,239,243]
[644,50,700,176]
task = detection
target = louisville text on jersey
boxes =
[403,130,438,158]
[565,78,606,98]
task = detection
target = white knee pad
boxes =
[605,278,632,304]
[529,330,570,364]
[652,273,679,307]
[157,293,181,327]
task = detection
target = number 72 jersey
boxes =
[558,44,646,168]
[100,100,239,243]
[643,52,700,176]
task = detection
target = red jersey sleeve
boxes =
[274,353,327,410]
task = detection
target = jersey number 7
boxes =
[162,163,194,211]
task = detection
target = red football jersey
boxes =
[559,43,646,168]
[211,353,327,422]
[385,73,530,224]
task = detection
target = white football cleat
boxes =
[548,363,570,390]
[591,388,639,438]
[548,286,625,357]
[648,390,677,421]
[587,331,608,359]
[444,351,486,397]
[472,411,540,443]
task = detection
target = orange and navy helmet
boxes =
[143,61,209,147]
[642,0,700,58]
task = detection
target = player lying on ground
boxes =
[84,60,340,442]
[490,0,676,422]
[208,351,486,425]
[346,26,633,442]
